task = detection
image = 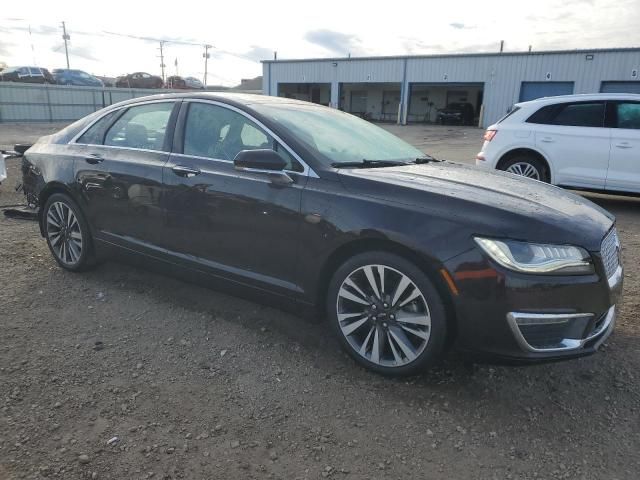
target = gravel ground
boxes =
[1,122,639,480]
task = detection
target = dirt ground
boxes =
[1,122,639,480]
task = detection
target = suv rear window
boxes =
[527,102,605,127]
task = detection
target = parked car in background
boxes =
[96,76,116,87]
[436,102,475,125]
[0,66,55,84]
[115,72,163,89]
[184,76,205,89]
[166,76,188,89]
[1,145,30,185]
[477,93,640,195]
[20,93,621,376]
[0,152,7,184]
[53,69,103,87]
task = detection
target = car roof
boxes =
[516,93,640,108]
[105,92,315,111]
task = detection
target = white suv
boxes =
[476,93,640,194]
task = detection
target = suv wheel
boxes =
[43,193,96,271]
[327,251,448,376]
[501,155,549,182]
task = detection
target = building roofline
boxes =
[261,46,640,64]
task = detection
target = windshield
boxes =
[252,103,425,167]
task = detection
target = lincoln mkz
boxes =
[20,93,622,375]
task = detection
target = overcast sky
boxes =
[1,0,639,86]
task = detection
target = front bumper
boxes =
[445,248,622,363]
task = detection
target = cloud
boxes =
[0,39,13,56]
[50,42,98,62]
[304,29,366,56]
[9,24,58,36]
[449,22,475,30]
[401,37,501,55]
[243,45,274,62]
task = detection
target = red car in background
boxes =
[115,72,164,89]
[166,76,188,89]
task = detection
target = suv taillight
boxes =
[483,129,497,142]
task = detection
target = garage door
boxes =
[519,82,574,102]
[600,81,640,94]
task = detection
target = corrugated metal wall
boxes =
[0,83,184,122]
[263,50,640,127]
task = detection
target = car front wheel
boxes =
[327,251,448,376]
[43,193,95,271]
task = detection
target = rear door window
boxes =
[527,102,605,127]
[104,102,174,151]
[551,102,605,127]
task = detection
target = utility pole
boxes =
[499,40,504,53]
[158,40,166,83]
[203,44,212,87]
[61,21,70,69]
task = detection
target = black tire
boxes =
[327,251,448,376]
[499,154,550,183]
[42,193,96,272]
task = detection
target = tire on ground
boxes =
[326,250,448,376]
[42,193,96,272]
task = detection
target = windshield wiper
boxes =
[412,155,441,164]
[331,159,410,168]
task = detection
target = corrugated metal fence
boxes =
[0,82,203,123]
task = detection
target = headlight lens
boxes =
[474,237,594,274]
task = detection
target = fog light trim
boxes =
[507,311,603,353]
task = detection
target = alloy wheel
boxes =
[505,161,541,180]
[336,264,431,367]
[46,201,83,265]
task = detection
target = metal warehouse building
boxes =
[262,47,640,127]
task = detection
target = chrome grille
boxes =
[601,228,620,279]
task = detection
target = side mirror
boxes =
[234,149,293,186]
[234,149,287,171]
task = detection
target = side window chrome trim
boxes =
[185,99,319,178]
[68,99,178,146]
[70,143,171,155]
[170,152,305,176]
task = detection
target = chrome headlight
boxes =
[474,237,594,275]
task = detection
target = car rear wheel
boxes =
[500,155,549,182]
[327,251,448,376]
[43,193,95,272]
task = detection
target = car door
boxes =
[74,101,178,253]
[532,101,610,188]
[606,100,640,193]
[162,100,307,295]
[139,73,152,88]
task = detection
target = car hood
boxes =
[337,162,614,251]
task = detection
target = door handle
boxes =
[540,137,554,143]
[615,142,632,149]
[172,165,201,177]
[85,153,104,164]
